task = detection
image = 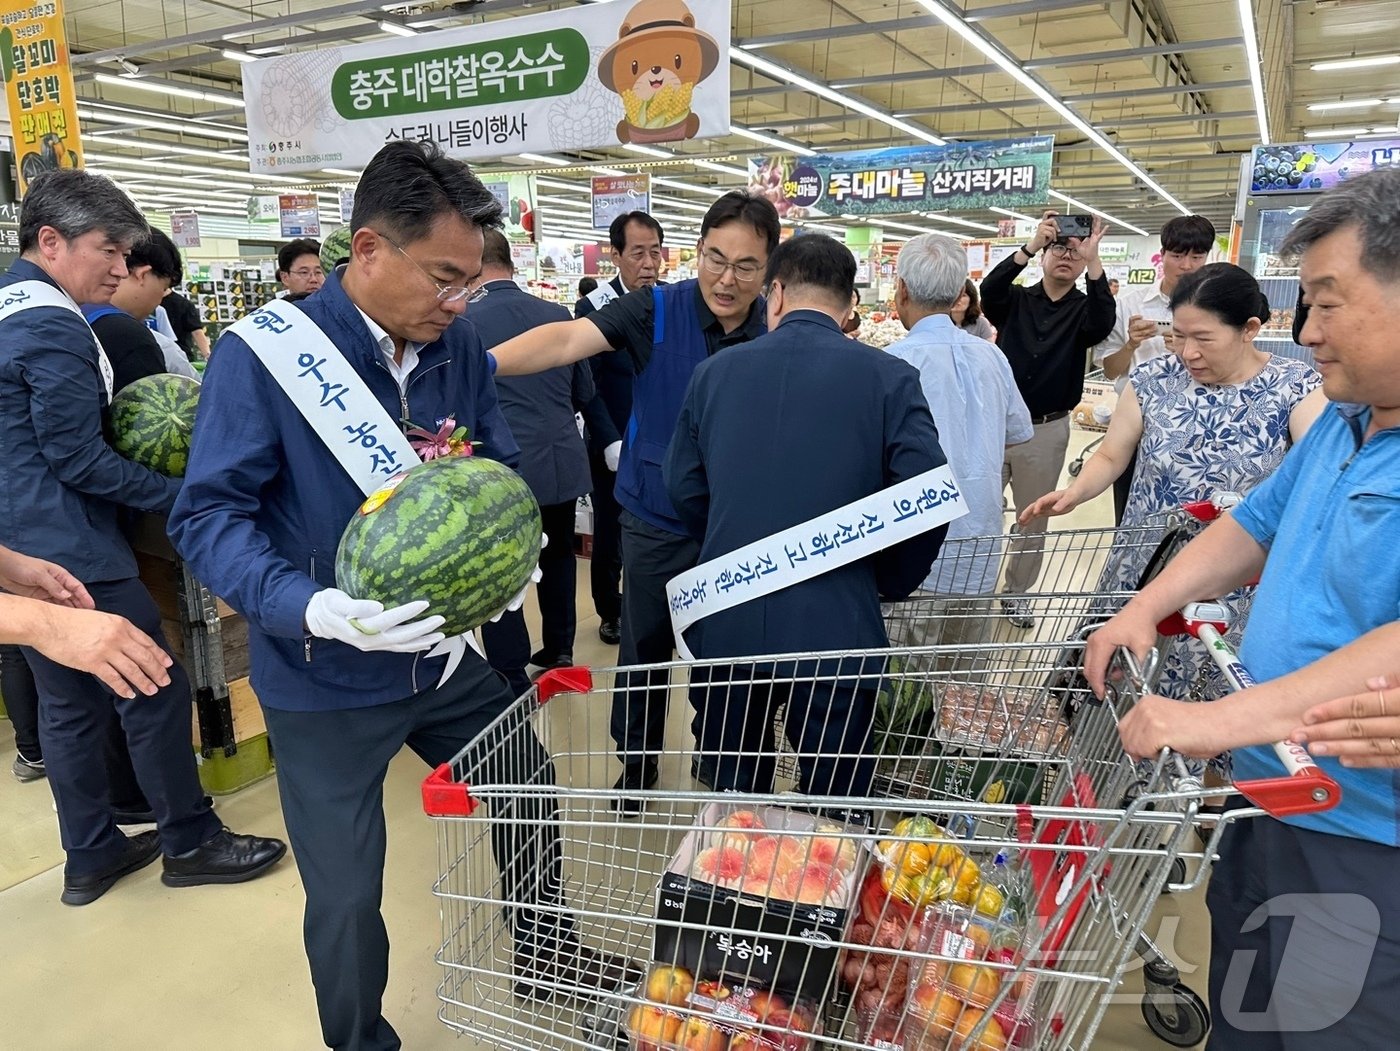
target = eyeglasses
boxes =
[290,267,325,279]
[379,232,487,304]
[1045,242,1082,259]
[699,248,763,283]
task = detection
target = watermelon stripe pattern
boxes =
[335,456,543,636]
[321,227,353,273]
[109,373,201,477]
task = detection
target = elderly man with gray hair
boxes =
[884,234,1032,648]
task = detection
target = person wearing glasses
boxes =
[276,237,325,297]
[169,140,638,1051]
[574,210,667,647]
[979,209,1117,629]
[490,190,779,813]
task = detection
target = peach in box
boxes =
[780,863,844,907]
[711,810,770,849]
[693,846,747,889]
[627,1003,681,1050]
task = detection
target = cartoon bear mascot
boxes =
[598,0,720,145]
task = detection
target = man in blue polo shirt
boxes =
[1086,166,1400,1049]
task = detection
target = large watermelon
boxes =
[110,373,201,477]
[334,456,542,635]
[321,226,353,272]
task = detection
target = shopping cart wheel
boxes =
[1141,982,1210,1047]
[1068,456,1084,477]
[1161,856,1189,894]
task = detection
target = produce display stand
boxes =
[128,514,273,795]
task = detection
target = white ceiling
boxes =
[51,0,1400,239]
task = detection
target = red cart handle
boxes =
[1156,602,1341,818]
[422,763,477,818]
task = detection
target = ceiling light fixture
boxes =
[517,153,571,167]
[991,206,1038,222]
[321,168,361,178]
[80,134,242,161]
[76,102,250,142]
[620,143,673,159]
[1048,190,1150,237]
[221,48,257,63]
[84,150,304,184]
[1310,54,1400,72]
[729,123,816,157]
[1303,126,1373,138]
[1306,99,1382,112]
[911,0,1190,212]
[693,159,749,177]
[1235,0,1270,144]
[652,176,724,197]
[377,20,418,37]
[922,212,999,233]
[730,49,945,146]
[93,72,246,107]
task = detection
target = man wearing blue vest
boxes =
[1088,167,1400,1049]
[169,141,638,1051]
[0,169,285,907]
[490,191,778,813]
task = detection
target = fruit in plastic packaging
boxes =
[677,1016,728,1051]
[693,846,747,889]
[949,962,1001,1006]
[628,1003,682,1049]
[952,1006,1008,1051]
[645,964,696,1007]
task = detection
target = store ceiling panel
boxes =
[52,0,1400,236]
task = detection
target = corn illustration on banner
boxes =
[0,0,84,195]
[241,0,731,174]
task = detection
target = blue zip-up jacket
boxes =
[0,260,180,583]
[167,271,519,712]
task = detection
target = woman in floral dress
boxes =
[1022,263,1326,777]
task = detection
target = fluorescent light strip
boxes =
[621,144,673,159]
[653,177,724,197]
[518,153,571,167]
[1235,0,1271,144]
[221,49,257,63]
[377,20,418,37]
[1307,99,1382,112]
[1311,54,1400,72]
[1048,190,1150,237]
[1304,126,1372,138]
[729,123,816,157]
[589,165,627,176]
[922,212,999,233]
[992,207,1038,222]
[84,151,304,184]
[912,0,1189,213]
[321,168,361,178]
[93,72,245,108]
[535,177,589,192]
[694,159,749,177]
[731,48,945,146]
[81,134,241,161]
[652,195,713,213]
[75,104,250,142]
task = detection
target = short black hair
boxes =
[1169,262,1270,329]
[351,138,503,244]
[701,191,780,255]
[480,227,513,272]
[129,228,183,284]
[609,211,664,253]
[764,233,856,310]
[19,169,147,254]
[1160,215,1216,255]
[278,238,321,276]
[577,276,598,297]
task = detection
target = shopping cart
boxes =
[419,633,1336,1051]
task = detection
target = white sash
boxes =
[586,281,620,311]
[0,280,115,402]
[233,300,476,683]
[666,465,968,661]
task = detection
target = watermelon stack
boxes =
[109,373,201,477]
[321,226,353,273]
[335,456,542,636]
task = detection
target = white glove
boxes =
[490,533,547,622]
[604,440,622,472]
[304,588,446,654]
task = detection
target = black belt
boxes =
[1030,410,1069,425]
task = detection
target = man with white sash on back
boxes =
[169,140,638,1051]
[663,233,958,803]
[0,169,286,906]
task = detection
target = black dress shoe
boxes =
[610,761,658,816]
[61,831,161,906]
[161,828,287,888]
[598,620,621,646]
[512,935,644,1000]
[529,650,573,670]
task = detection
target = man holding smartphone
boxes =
[1092,215,1216,522]
[980,209,1116,628]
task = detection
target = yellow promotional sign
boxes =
[0,0,83,195]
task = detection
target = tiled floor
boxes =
[0,429,1208,1049]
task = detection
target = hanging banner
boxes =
[278,193,321,238]
[170,211,201,248]
[591,172,649,230]
[0,0,84,195]
[248,195,280,222]
[241,0,731,174]
[1249,139,1400,195]
[748,137,1054,220]
[485,174,536,242]
[338,188,355,223]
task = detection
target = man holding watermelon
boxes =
[169,140,639,1051]
[0,168,287,905]
[490,191,779,813]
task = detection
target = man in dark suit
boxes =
[573,211,665,646]
[663,234,950,798]
[471,230,594,692]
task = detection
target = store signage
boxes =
[748,136,1053,219]
[1098,240,1129,262]
[241,0,730,174]
[511,242,537,270]
[0,201,18,258]
[278,193,321,238]
[247,195,280,222]
[0,0,84,196]
[338,188,355,223]
[1249,138,1400,195]
[170,211,201,248]
[1128,268,1157,285]
[591,172,649,230]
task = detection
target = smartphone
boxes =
[1053,214,1094,239]
[1154,319,1173,332]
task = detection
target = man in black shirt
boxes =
[980,210,1116,627]
[161,289,209,359]
[491,191,777,812]
[83,229,186,393]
